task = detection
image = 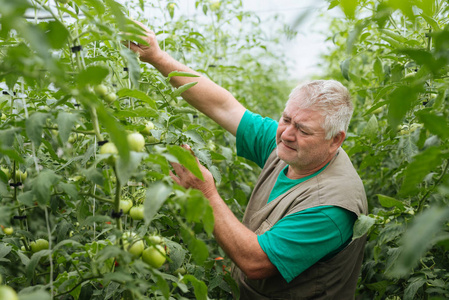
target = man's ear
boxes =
[330,131,346,152]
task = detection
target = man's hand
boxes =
[126,20,164,64]
[169,145,218,199]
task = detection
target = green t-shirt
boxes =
[236,110,356,283]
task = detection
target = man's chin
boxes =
[276,148,295,164]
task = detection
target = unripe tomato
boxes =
[30,239,49,253]
[142,244,166,268]
[140,121,155,135]
[0,285,18,300]
[2,227,13,235]
[147,235,163,245]
[104,93,117,103]
[94,84,108,97]
[129,205,144,220]
[1,167,10,179]
[119,199,133,214]
[100,142,118,165]
[127,239,144,257]
[15,170,27,182]
[173,267,186,275]
[100,142,118,155]
[123,232,145,257]
[127,132,145,152]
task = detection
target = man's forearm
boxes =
[206,191,279,280]
[144,51,246,136]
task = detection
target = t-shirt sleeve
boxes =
[236,110,278,168]
[257,206,357,283]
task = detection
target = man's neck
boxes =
[286,150,339,180]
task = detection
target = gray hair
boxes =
[286,80,353,140]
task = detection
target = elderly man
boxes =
[128,21,367,299]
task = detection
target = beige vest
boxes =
[232,148,368,300]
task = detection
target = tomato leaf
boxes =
[120,47,141,88]
[56,112,78,144]
[387,85,421,131]
[168,71,200,78]
[95,105,130,164]
[340,58,351,81]
[117,88,157,109]
[172,82,198,98]
[32,170,61,205]
[26,249,51,284]
[339,0,359,19]
[377,194,405,211]
[144,182,172,225]
[18,290,52,300]
[26,112,49,147]
[400,146,442,196]
[45,20,69,49]
[114,107,158,119]
[77,65,109,87]
[167,145,203,180]
[182,275,208,300]
[416,110,449,139]
[116,151,148,185]
[353,214,376,239]
[388,206,449,278]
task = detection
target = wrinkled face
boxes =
[276,100,338,175]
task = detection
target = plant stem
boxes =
[113,166,123,232]
[417,158,449,212]
[90,107,103,141]
[79,193,114,204]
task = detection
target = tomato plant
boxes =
[0,0,292,299]
[322,0,449,299]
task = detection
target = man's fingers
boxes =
[170,161,186,176]
[127,41,140,53]
[169,170,181,185]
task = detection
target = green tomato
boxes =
[173,267,186,275]
[128,239,144,257]
[142,244,166,268]
[100,142,118,165]
[140,121,155,135]
[30,239,49,253]
[147,235,163,245]
[119,199,133,214]
[104,92,117,103]
[2,227,13,235]
[94,84,108,97]
[129,205,144,220]
[123,232,145,257]
[1,167,10,179]
[127,132,145,152]
[0,285,19,300]
[15,170,27,182]
[100,142,118,155]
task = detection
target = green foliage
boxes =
[323,0,449,298]
[0,0,292,299]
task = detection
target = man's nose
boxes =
[281,125,296,141]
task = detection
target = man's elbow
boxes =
[242,261,278,280]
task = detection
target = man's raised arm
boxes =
[127,21,246,136]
